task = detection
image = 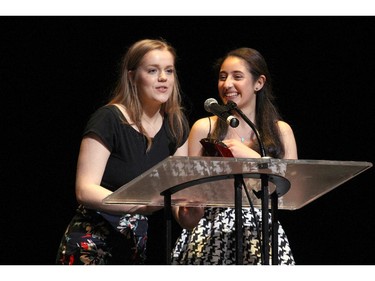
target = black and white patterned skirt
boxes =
[171,207,295,265]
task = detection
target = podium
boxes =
[103,156,372,264]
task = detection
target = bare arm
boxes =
[277,120,298,160]
[75,134,161,215]
[187,117,213,156]
[223,120,297,160]
[172,117,212,230]
[173,138,188,156]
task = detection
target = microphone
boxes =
[204,98,239,128]
[226,100,267,157]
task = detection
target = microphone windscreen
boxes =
[204,98,218,112]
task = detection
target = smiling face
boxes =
[218,55,264,112]
[132,49,175,107]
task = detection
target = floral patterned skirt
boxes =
[171,207,295,265]
[55,205,148,265]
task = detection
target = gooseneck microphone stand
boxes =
[227,100,278,265]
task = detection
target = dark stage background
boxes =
[1,16,374,265]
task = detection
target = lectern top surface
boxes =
[103,156,372,210]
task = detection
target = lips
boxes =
[156,86,168,93]
[225,92,239,98]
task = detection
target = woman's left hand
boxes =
[222,139,261,158]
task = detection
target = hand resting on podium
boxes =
[172,205,205,231]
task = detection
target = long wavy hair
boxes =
[108,38,189,151]
[212,47,284,158]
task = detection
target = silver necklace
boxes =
[232,128,253,143]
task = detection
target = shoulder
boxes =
[188,116,218,145]
[111,104,130,121]
[92,104,119,118]
[89,104,130,126]
[191,116,218,131]
[85,105,125,134]
[276,120,294,136]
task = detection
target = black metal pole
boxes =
[164,193,172,265]
[229,101,272,265]
[234,174,244,265]
[261,174,270,265]
[271,192,279,265]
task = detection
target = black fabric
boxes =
[83,105,187,191]
[56,105,189,265]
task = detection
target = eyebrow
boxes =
[146,63,174,68]
[219,70,244,74]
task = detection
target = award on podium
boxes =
[103,156,372,264]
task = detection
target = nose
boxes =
[223,80,233,89]
[158,71,167,81]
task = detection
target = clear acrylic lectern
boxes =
[103,156,372,264]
